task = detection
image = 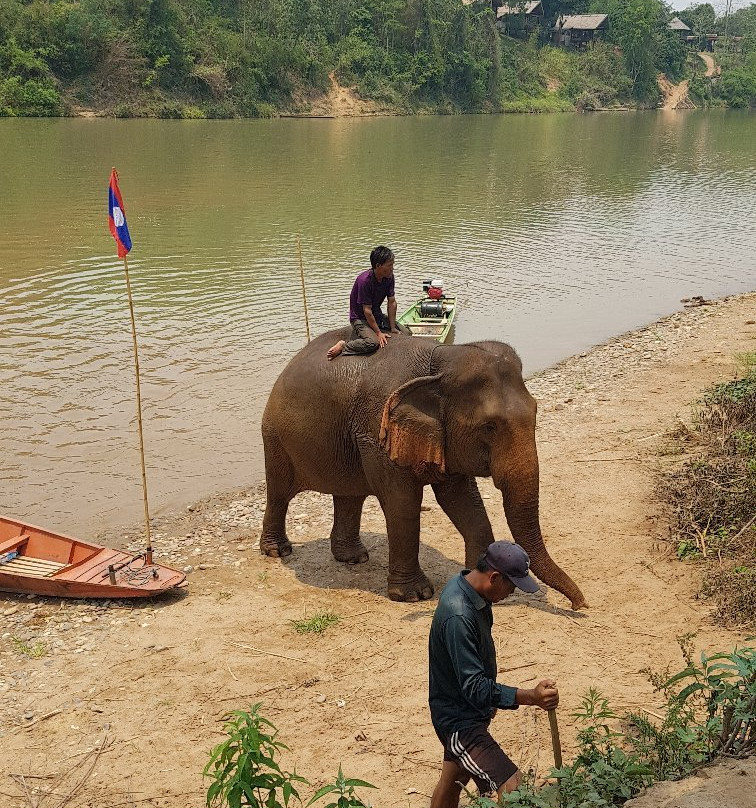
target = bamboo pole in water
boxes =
[297,236,311,343]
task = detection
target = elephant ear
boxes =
[379,374,445,476]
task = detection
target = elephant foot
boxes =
[260,535,293,558]
[331,539,369,565]
[387,573,434,603]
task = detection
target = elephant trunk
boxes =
[494,458,587,610]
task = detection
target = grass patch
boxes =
[10,636,47,658]
[657,352,756,626]
[500,96,574,113]
[290,611,340,635]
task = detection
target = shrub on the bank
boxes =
[657,352,756,626]
[466,639,756,808]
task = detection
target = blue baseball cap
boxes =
[484,542,540,594]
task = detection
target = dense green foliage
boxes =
[464,639,756,807]
[0,0,753,116]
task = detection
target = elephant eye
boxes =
[482,422,496,434]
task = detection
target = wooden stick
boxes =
[18,708,63,732]
[122,252,152,562]
[548,709,563,769]
[297,236,311,344]
[231,642,306,662]
[499,662,536,674]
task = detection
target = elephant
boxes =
[260,328,587,610]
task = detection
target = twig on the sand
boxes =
[227,664,238,681]
[402,756,437,770]
[105,792,198,806]
[345,610,373,619]
[231,642,305,662]
[12,773,36,808]
[729,514,756,544]
[15,708,63,733]
[575,456,640,463]
[499,662,536,674]
[57,734,111,808]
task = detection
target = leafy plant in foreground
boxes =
[645,639,756,760]
[204,705,376,808]
[204,704,306,808]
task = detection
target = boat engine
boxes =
[420,300,444,318]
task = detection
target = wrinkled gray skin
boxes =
[260,329,587,608]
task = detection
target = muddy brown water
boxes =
[1,112,754,536]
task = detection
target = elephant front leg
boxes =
[380,489,434,602]
[330,496,369,564]
[432,476,495,568]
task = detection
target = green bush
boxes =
[463,640,756,807]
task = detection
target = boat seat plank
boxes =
[0,534,30,554]
[1,558,66,577]
[63,550,123,579]
[7,558,62,569]
[75,552,134,583]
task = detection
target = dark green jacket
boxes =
[428,571,518,734]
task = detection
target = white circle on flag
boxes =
[113,207,125,227]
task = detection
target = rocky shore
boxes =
[1,291,754,808]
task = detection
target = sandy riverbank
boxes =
[1,291,755,808]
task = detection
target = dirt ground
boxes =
[2,292,755,808]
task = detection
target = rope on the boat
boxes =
[103,552,160,585]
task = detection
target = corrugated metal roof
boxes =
[497,1,542,16]
[559,14,608,30]
[668,16,691,30]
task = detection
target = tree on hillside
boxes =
[677,2,716,46]
[606,0,661,98]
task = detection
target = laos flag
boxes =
[108,168,132,258]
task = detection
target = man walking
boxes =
[428,542,559,807]
[326,245,411,359]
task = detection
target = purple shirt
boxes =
[348,269,395,323]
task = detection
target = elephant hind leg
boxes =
[261,433,298,558]
[331,496,369,564]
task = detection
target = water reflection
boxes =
[0,112,754,535]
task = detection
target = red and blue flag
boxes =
[108,168,132,258]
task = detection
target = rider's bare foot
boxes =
[327,340,346,360]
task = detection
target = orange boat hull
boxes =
[0,516,186,599]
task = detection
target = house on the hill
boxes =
[668,16,692,41]
[496,1,544,35]
[552,14,608,48]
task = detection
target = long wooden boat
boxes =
[398,295,457,343]
[0,515,186,599]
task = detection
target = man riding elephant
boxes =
[261,332,587,610]
[326,245,411,360]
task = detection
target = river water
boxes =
[1,112,754,536]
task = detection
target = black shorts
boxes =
[434,723,518,795]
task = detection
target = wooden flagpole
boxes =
[297,236,311,343]
[121,254,152,563]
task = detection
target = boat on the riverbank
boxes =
[0,515,186,599]
[399,280,457,343]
